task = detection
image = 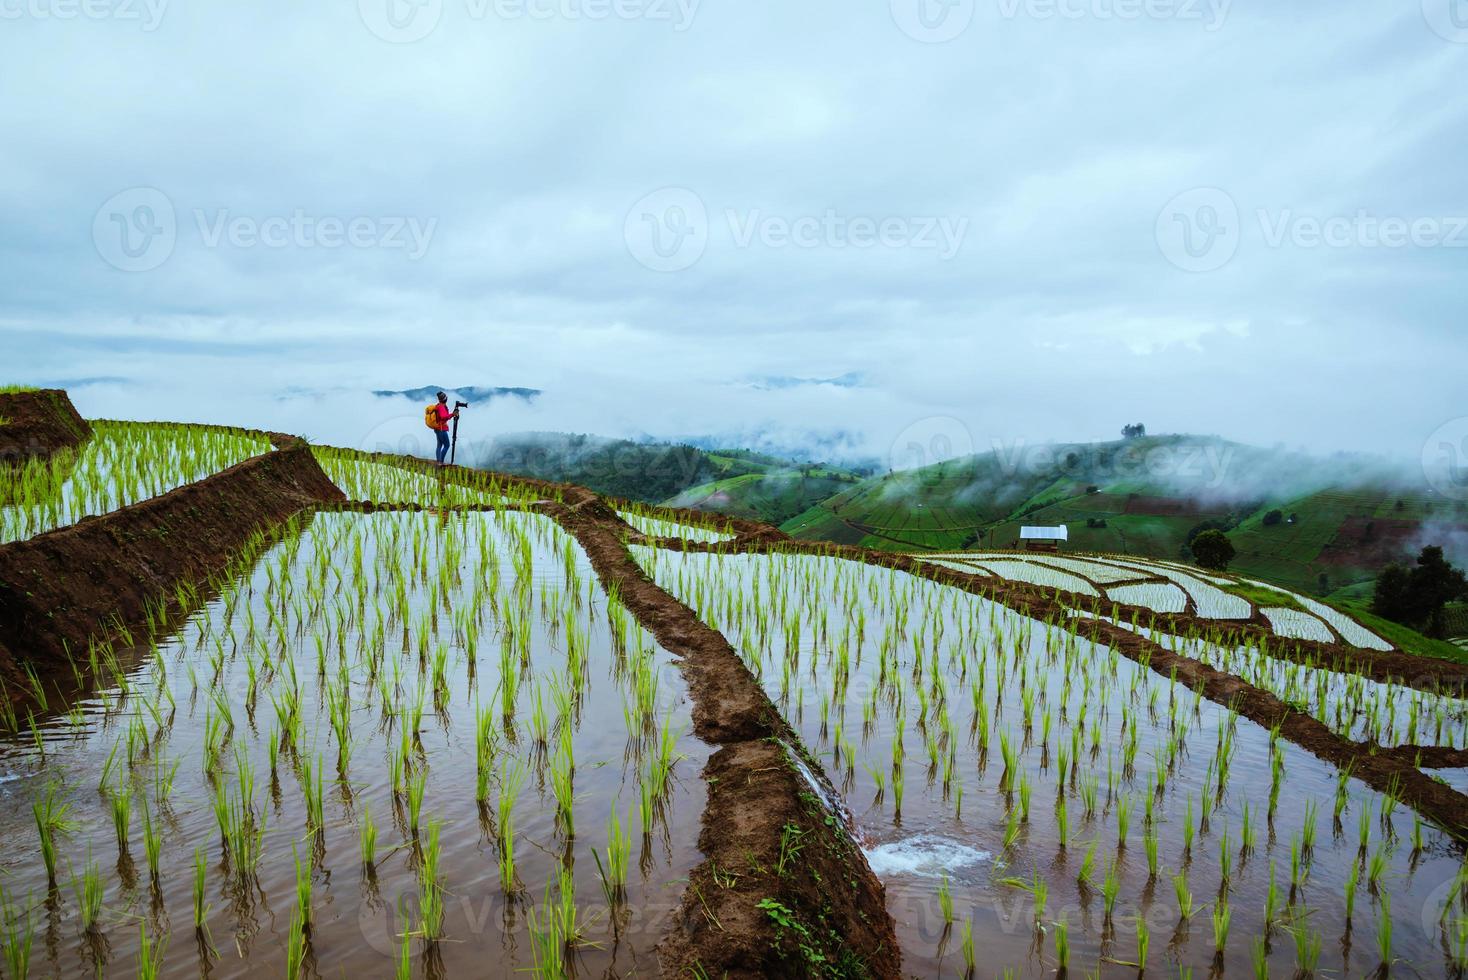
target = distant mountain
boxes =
[373,385,541,404]
[746,372,866,391]
[468,431,864,515]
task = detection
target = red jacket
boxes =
[433,404,453,431]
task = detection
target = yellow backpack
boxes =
[423,404,438,429]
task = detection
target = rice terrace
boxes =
[0,387,1462,979]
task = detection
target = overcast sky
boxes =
[1,0,1465,471]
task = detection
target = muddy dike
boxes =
[543,492,900,979]
[0,388,92,463]
[0,442,343,681]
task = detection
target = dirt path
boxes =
[540,490,901,979]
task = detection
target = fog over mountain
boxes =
[2,0,1464,478]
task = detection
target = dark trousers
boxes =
[435,428,451,464]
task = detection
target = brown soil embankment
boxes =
[0,443,343,681]
[0,389,92,463]
[543,490,899,979]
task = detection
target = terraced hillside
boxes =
[779,434,1468,598]
[2,392,1466,979]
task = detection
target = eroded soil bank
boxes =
[0,442,343,680]
[0,388,92,463]
[543,492,901,979]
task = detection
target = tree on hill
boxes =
[1372,546,1468,637]
[1262,509,1283,526]
[1190,529,1235,571]
[1121,423,1147,439]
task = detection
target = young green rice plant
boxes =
[110,784,132,855]
[1376,893,1393,969]
[1182,796,1196,855]
[286,909,307,980]
[1053,916,1069,971]
[293,843,312,934]
[1344,860,1360,926]
[136,922,166,980]
[1143,831,1159,880]
[1173,870,1196,920]
[1077,839,1097,887]
[1135,918,1150,971]
[420,820,444,942]
[1055,797,1069,847]
[1212,897,1231,957]
[1250,936,1268,980]
[604,807,632,898]
[73,853,103,934]
[497,759,526,892]
[360,804,378,869]
[961,919,975,976]
[192,846,210,932]
[406,766,427,836]
[1116,794,1130,847]
[32,780,74,887]
[938,874,954,925]
[142,808,162,882]
[1368,846,1388,893]
[1002,809,1021,852]
[1288,908,1322,974]
[1101,861,1120,922]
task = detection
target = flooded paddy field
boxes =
[636,547,1468,977]
[0,509,708,978]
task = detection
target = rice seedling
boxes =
[1212,897,1231,956]
[136,922,167,980]
[32,780,73,886]
[192,846,211,932]
[1172,870,1196,920]
[1376,893,1393,969]
[1,899,34,980]
[361,804,378,869]
[72,853,104,934]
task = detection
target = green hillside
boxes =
[662,465,860,527]
[779,434,1468,597]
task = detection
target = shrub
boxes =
[1191,530,1235,571]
